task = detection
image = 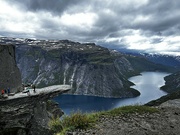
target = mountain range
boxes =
[115,47,180,68]
[0,37,178,97]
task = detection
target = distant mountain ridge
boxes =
[115,48,180,68]
[0,37,176,97]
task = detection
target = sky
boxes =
[0,0,180,56]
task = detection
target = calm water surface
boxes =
[53,72,169,115]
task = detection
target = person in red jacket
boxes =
[1,89,5,95]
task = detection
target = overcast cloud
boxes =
[0,0,180,55]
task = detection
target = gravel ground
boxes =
[69,99,180,135]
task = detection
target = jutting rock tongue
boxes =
[0,45,22,93]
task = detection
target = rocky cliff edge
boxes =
[0,85,71,135]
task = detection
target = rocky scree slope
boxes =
[0,37,173,98]
[0,45,22,93]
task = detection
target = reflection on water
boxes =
[127,72,168,103]
[53,72,169,115]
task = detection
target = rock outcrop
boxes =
[0,45,22,93]
[160,71,180,93]
[0,85,71,135]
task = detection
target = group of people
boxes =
[1,88,10,98]
[22,83,36,95]
[1,83,36,98]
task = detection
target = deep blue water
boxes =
[53,72,169,115]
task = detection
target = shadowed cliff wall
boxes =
[0,45,22,93]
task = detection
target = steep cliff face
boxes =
[0,45,22,93]
[14,41,140,98]
[161,71,180,93]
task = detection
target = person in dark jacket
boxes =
[31,84,36,93]
[7,88,10,95]
[4,88,7,94]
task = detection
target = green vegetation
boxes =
[62,111,97,130]
[48,117,63,133]
[49,111,97,135]
[87,54,117,65]
[48,49,62,58]
[97,105,158,117]
[49,105,158,135]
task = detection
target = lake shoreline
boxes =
[54,72,170,115]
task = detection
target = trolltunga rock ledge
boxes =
[0,85,71,101]
[0,85,71,135]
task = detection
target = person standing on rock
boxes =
[31,84,36,93]
[27,88,30,96]
[4,88,7,94]
[7,88,10,95]
[22,83,24,90]
[1,89,5,95]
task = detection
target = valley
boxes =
[0,38,179,135]
[0,37,175,98]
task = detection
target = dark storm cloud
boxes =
[150,37,163,44]
[132,0,180,34]
[94,12,121,33]
[3,0,180,37]
[40,18,60,31]
[6,0,85,15]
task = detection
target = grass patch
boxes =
[48,117,63,133]
[62,111,97,130]
[49,111,97,135]
[49,105,158,135]
[97,105,158,117]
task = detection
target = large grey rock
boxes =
[0,86,70,135]
[0,45,22,93]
